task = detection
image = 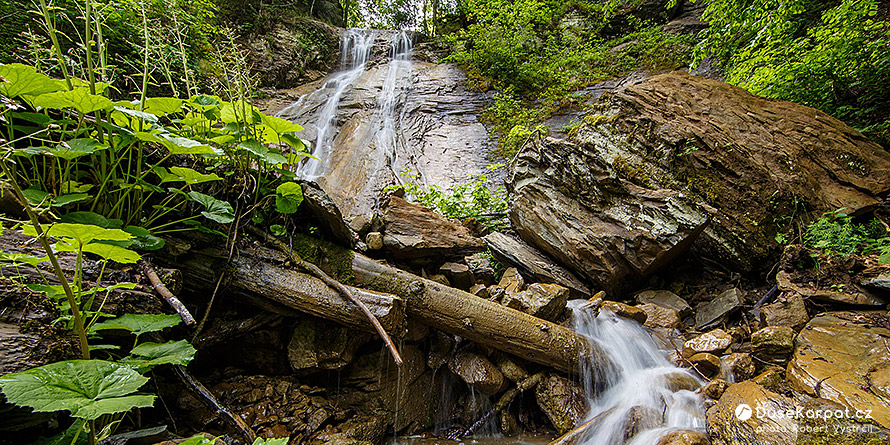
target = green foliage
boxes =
[695,0,890,146]
[803,208,889,263]
[0,360,155,421]
[275,182,304,214]
[89,313,182,338]
[387,164,508,230]
[121,340,197,371]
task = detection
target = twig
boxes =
[173,365,256,443]
[459,372,544,438]
[753,285,779,309]
[247,225,403,366]
[142,261,195,326]
[548,407,616,445]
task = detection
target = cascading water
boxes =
[569,302,707,444]
[371,30,414,188]
[281,28,376,181]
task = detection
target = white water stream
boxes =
[570,303,707,444]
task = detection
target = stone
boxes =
[349,214,371,235]
[721,353,756,381]
[427,330,455,370]
[656,430,710,445]
[862,273,890,291]
[695,288,743,329]
[365,232,384,250]
[464,253,496,286]
[600,301,648,324]
[447,349,506,395]
[427,274,450,287]
[535,374,588,433]
[502,283,569,322]
[438,262,474,290]
[760,292,808,331]
[382,196,486,260]
[499,411,520,436]
[635,289,692,315]
[497,267,525,294]
[639,303,681,329]
[682,329,732,358]
[776,269,886,306]
[482,231,591,298]
[751,326,795,365]
[244,16,341,90]
[287,318,370,373]
[688,353,721,376]
[469,284,490,299]
[623,405,663,441]
[661,371,701,392]
[707,381,798,445]
[493,353,529,383]
[298,180,356,248]
[509,71,890,297]
[787,311,890,429]
[751,369,784,393]
[703,379,729,399]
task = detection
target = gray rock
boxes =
[501,283,569,322]
[464,253,496,286]
[695,288,742,329]
[482,231,591,298]
[298,180,355,248]
[365,232,384,250]
[635,289,692,315]
[760,293,808,331]
[448,349,506,395]
[349,214,371,234]
[862,274,890,291]
[288,318,370,373]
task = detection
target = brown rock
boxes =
[382,196,485,260]
[751,326,795,365]
[657,430,710,445]
[600,301,648,324]
[776,269,886,306]
[661,371,701,392]
[535,374,587,433]
[288,318,370,373]
[469,284,490,299]
[688,353,721,375]
[502,283,569,322]
[703,379,729,399]
[695,288,742,329]
[682,329,732,358]
[707,381,797,445]
[427,274,450,287]
[497,267,525,294]
[760,292,808,331]
[509,71,890,297]
[787,311,890,429]
[636,289,692,315]
[639,303,681,329]
[721,353,756,381]
[438,262,474,290]
[365,231,384,250]
[751,369,784,393]
[448,349,506,395]
[623,405,663,441]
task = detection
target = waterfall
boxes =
[372,30,414,187]
[569,302,707,444]
[285,28,376,181]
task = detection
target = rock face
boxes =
[483,232,591,298]
[287,318,370,373]
[508,71,890,296]
[382,196,485,260]
[787,312,890,429]
[707,381,798,445]
[695,288,742,329]
[535,374,587,433]
[501,283,569,322]
[683,329,732,358]
[447,349,506,395]
[243,16,341,89]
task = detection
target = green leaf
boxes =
[0,360,155,421]
[239,139,287,165]
[144,97,184,116]
[32,419,88,445]
[81,242,141,263]
[49,138,107,161]
[121,340,196,371]
[123,226,165,251]
[31,88,114,114]
[112,106,159,123]
[269,224,286,236]
[188,191,235,224]
[52,194,90,207]
[275,182,303,214]
[22,187,51,205]
[179,435,220,445]
[252,439,288,445]
[0,253,48,267]
[158,134,219,155]
[260,114,303,134]
[59,180,94,194]
[153,166,221,185]
[0,63,65,97]
[60,211,120,228]
[25,284,69,300]
[280,133,307,153]
[89,313,181,337]
[22,223,133,245]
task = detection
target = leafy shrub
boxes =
[803,208,890,262]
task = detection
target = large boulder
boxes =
[382,196,485,260]
[508,71,890,296]
[787,312,890,429]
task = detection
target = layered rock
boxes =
[382,196,485,260]
[508,71,890,296]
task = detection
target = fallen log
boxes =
[165,243,408,337]
[350,253,607,374]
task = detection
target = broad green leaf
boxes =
[31,88,114,114]
[252,439,288,445]
[280,133,307,153]
[209,134,236,145]
[22,187,51,205]
[0,253,48,267]
[52,194,90,207]
[188,191,235,224]
[260,113,303,134]
[239,139,287,165]
[0,64,65,97]
[0,360,154,421]
[89,313,181,337]
[187,94,220,109]
[220,100,260,124]
[82,242,141,263]
[158,134,219,155]
[121,340,196,371]
[123,226,165,251]
[144,97,184,116]
[60,211,120,228]
[22,223,133,245]
[269,224,286,236]
[7,111,53,126]
[112,106,159,123]
[25,284,69,300]
[275,182,303,214]
[48,138,107,160]
[32,419,88,445]
[60,180,94,194]
[153,166,221,184]
[179,435,220,445]
[134,131,163,143]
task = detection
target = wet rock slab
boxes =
[483,231,591,298]
[382,196,485,260]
